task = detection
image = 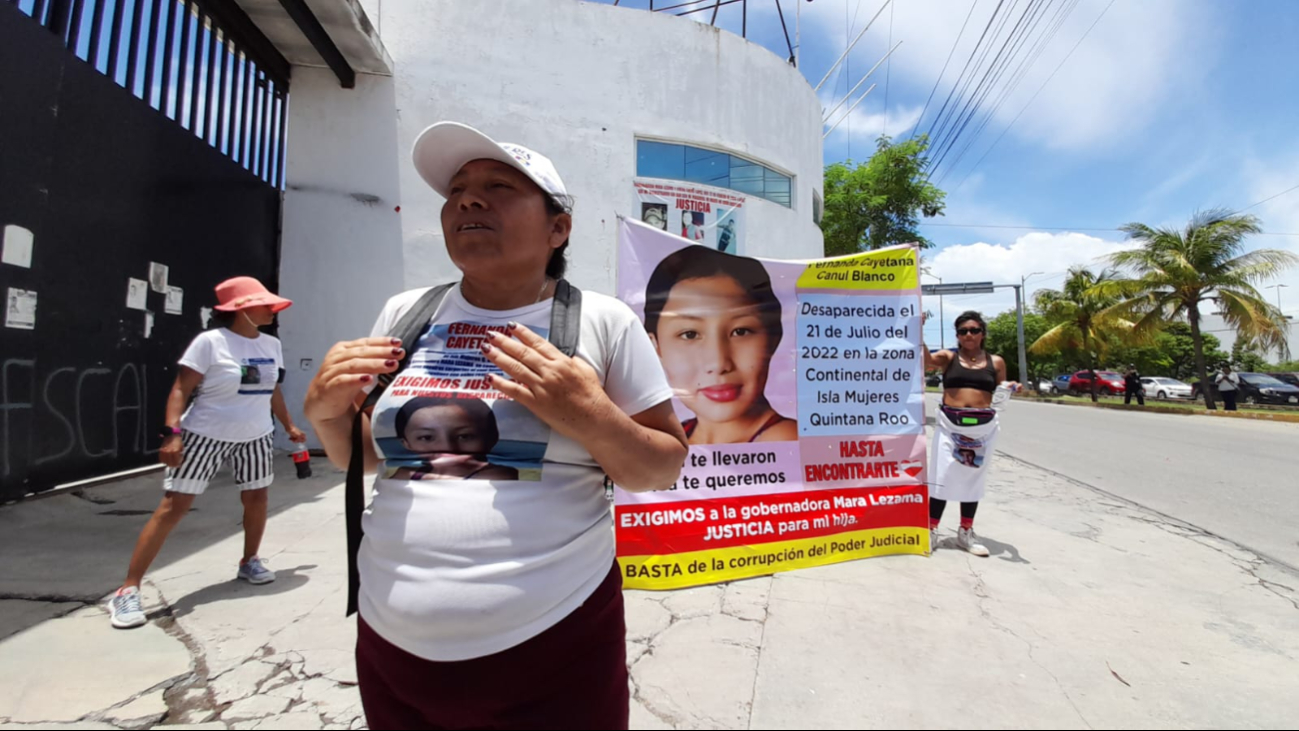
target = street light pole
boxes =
[1018,272,1042,389]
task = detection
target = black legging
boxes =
[930,498,977,522]
[1221,391,1238,411]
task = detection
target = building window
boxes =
[813,189,823,225]
[636,140,793,208]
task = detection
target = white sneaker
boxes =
[957,527,990,557]
[237,556,276,584]
[109,586,147,629]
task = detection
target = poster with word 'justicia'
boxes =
[615,217,927,589]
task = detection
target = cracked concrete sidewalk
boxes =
[3,446,1298,730]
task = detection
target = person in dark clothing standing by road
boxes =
[1124,365,1144,406]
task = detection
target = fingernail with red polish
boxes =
[485,330,498,340]
[391,339,402,346]
[480,342,492,353]
[392,348,403,355]
[385,360,396,367]
[361,375,372,383]
[507,321,518,330]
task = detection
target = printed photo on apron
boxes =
[371,320,551,481]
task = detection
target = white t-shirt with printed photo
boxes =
[178,328,282,442]
[359,286,672,662]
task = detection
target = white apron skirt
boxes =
[930,406,1000,503]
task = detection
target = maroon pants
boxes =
[356,562,629,730]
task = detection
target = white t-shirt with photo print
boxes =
[359,285,672,662]
[178,328,282,442]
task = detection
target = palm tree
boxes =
[1105,209,1296,410]
[1030,267,1136,402]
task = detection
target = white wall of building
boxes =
[278,67,406,447]
[362,0,825,293]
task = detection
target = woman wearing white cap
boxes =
[109,277,307,629]
[305,122,688,729]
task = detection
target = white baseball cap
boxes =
[411,122,568,201]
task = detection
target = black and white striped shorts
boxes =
[165,431,275,495]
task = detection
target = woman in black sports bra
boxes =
[922,311,1018,557]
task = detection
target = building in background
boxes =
[0,0,824,495]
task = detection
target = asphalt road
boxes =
[987,397,1299,569]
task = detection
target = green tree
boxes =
[1140,322,1228,381]
[1230,340,1272,373]
[985,310,1060,386]
[820,134,947,256]
[1030,267,1137,402]
[1105,209,1297,409]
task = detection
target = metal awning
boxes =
[231,0,391,87]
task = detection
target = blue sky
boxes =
[595,0,1299,346]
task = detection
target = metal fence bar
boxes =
[188,7,203,130]
[275,87,288,187]
[215,31,229,151]
[107,0,126,80]
[87,0,107,68]
[201,14,216,140]
[158,0,175,115]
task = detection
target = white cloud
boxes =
[822,103,923,149]
[920,231,1135,342]
[803,0,1213,153]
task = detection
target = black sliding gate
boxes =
[0,0,289,499]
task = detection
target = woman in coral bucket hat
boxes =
[108,276,306,630]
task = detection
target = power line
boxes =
[913,0,979,141]
[1230,183,1299,216]
[927,0,1018,156]
[936,0,1080,182]
[922,0,1007,144]
[931,0,1055,176]
[883,0,894,137]
[950,0,1117,192]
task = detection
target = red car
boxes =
[1067,370,1127,396]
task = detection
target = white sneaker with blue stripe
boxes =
[237,556,276,584]
[109,586,147,629]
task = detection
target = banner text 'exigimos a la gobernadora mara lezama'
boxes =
[615,217,928,589]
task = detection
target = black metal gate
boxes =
[0,0,289,499]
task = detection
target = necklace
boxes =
[535,276,552,304]
[959,350,986,368]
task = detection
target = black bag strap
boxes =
[346,280,582,616]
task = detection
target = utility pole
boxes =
[1020,272,1042,388]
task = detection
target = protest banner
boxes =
[633,179,745,254]
[615,217,927,589]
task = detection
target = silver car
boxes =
[1140,376,1193,399]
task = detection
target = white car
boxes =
[1140,377,1193,399]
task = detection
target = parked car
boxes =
[1139,376,1193,400]
[926,372,943,388]
[1051,374,1071,394]
[1269,372,1299,388]
[1067,370,1127,396]
[1193,373,1299,405]
[1037,377,1053,393]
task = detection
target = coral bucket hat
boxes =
[212,276,293,313]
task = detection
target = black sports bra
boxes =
[943,351,997,393]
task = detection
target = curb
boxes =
[1014,396,1299,424]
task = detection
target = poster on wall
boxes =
[633,179,745,255]
[615,217,927,590]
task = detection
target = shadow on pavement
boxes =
[0,455,343,638]
[162,564,318,620]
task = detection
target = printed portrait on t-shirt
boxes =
[951,434,986,468]
[371,321,550,481]
[237,357,277,395]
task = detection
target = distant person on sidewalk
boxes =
[1215,365,1241,411]
[922,311,1019,557]
[1124,365,1145,406]
[304,122,687,730]
[108,277,306,630]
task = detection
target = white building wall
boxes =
[366,0,825,293]
[278,67,406,447]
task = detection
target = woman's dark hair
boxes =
[643,246,783,348]
[544,194,573,280]
[394,396,500,450]
[954,310,987,331]
[208,310,238,330]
